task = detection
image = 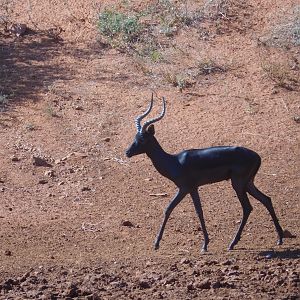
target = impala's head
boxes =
[126,94,166,158]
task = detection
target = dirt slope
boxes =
[0,0,299,299]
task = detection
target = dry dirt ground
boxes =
[0,0,299,299]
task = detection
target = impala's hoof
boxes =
[277,238,283,245]
[201,248,207,253]
[154,243,160,250]
[228,244,234,251]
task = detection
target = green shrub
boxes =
[98,9,142,44]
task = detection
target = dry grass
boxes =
[262,62,299,91]
[259,6,300,48]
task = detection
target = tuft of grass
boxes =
[0,92,9,111]
[163,71,193,91]
[150,49,164,63]
[202,0,230,20]
[25,123,36,131]
[262,62,299,91]
[132,55,152,75]
[98,9,142,48]
[45,104,58,117]
[197,59,227,75]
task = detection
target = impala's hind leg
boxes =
[229,179,253,250]
[247,181,284,245]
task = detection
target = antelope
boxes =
[126,94,284,252]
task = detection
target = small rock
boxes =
[2,278,15,291]
[44,170,55,177]
[38,179,48,185]
[271,89,279,95]
[18,271,31,283]
[9,23,27,37]
[75,105,84,111]
[81,186,91,192]
[11,155,20,162]
[121,220,134,227]
[222,259,233,266]
[139,280,151,289]
[180,258,190,264]
[32,156,52,167]
[0,187,5,192]
[195,279,211,289]
[64,283,80,298]
[293,116,300,123]
[4,250,12,256]
[228,270,239,276]
[211,281,221,289]
[110,280,127,288]
[103,137,110,142]
[186,282,195,291]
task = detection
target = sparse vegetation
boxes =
[25,123,36,131]
[97,2,193,51]
[262,62,299,91]
[98,9,142,48]
[0,0,14,31]
[97,1,239,90]
[0,92,9,111]
[202,0,230,20]
[162,71,194,91]
[197,59,227,75]
[259,6,300,48]
[45,104,58,117]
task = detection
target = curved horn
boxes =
[141,96,166,133]
[135,93,154,132]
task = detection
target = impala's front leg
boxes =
[190,189,209,252]
[154,189,187,250]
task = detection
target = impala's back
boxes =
[176,146,261,187]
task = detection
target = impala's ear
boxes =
[147,124,155,135]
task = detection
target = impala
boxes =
[126,94,284,252]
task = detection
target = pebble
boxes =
[81,186,91,192]
[180,258,190,265]
[44,170,55,177]
[11,155,20,162]
[38,179,48,185]
[293,116,300,123]
[32,156,52,167]
[138,280,151,289]
[121,220,134,227]
[195,279,211,289]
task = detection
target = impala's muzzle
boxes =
[125,149,133,158]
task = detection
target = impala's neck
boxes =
[145,137,176,180]
[145,136,168,159]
